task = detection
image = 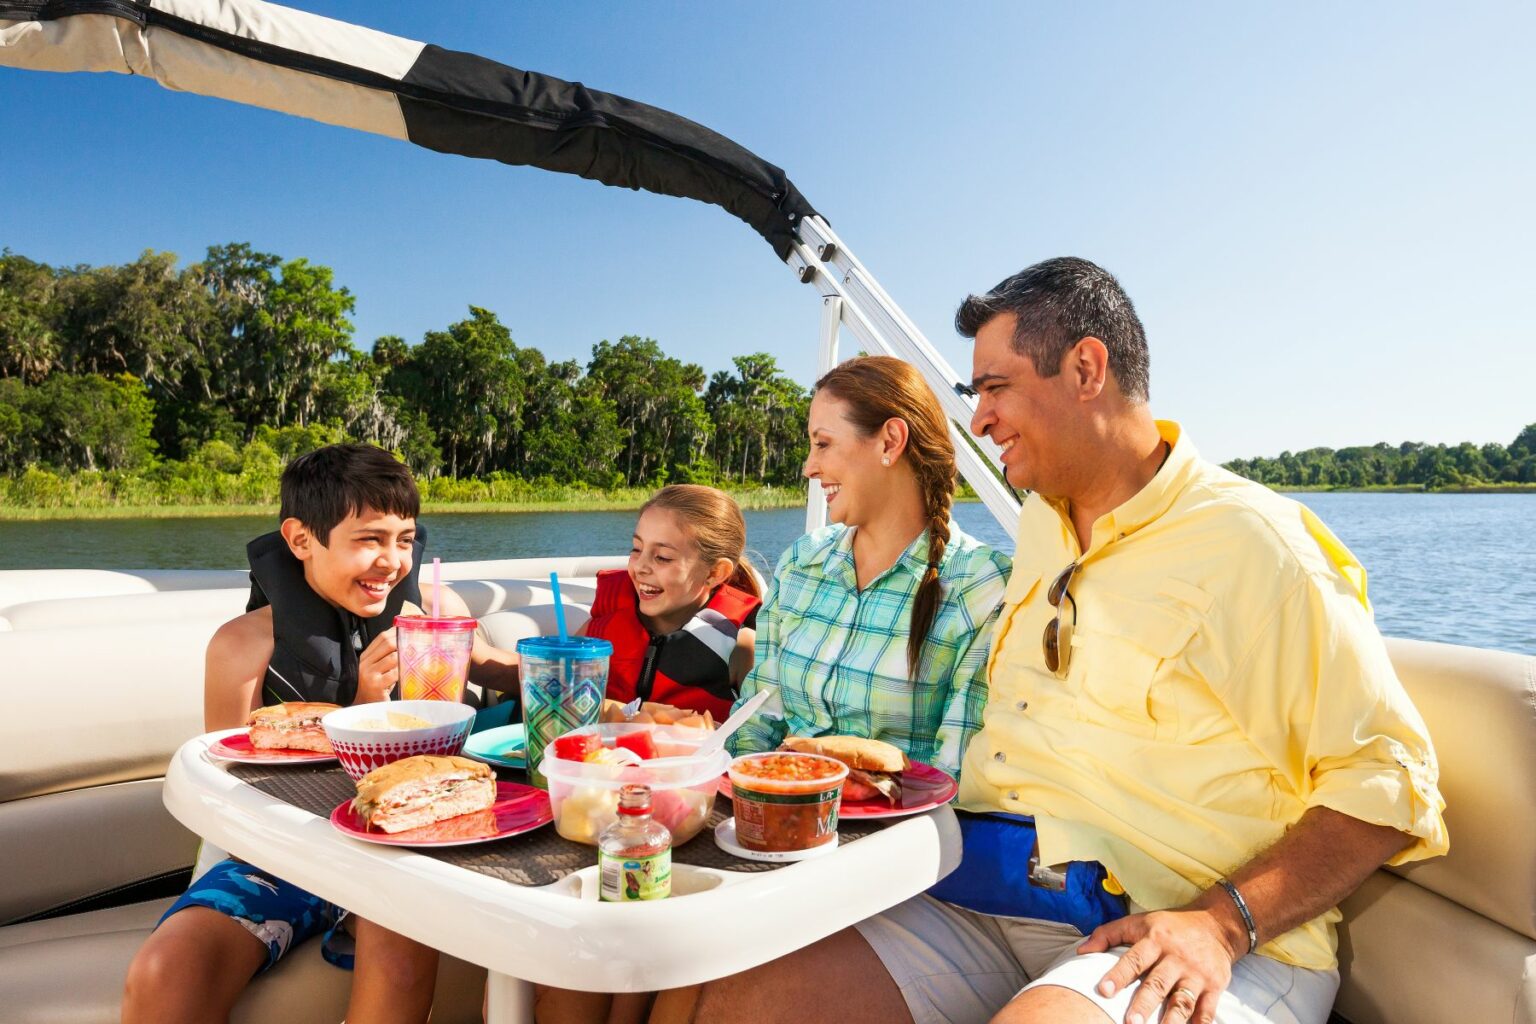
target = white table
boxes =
[163,730,963,1024]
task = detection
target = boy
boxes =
[122,443,516,1024]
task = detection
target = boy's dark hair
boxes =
[955,257,1150,402]
[279,443,420,546]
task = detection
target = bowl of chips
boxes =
[323,700,476,780]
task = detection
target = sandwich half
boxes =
[351,755,496,834]
[780,735,909,805]
[247,702,341,752]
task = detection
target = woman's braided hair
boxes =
[815,356,955,678]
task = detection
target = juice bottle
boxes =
[598,784,672,901]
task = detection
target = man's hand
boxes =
[355,628,399,704]
[1077,904,1246,1024]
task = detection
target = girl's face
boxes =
[629,507,731,629]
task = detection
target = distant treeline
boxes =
[1223,428,1536,490]
[0,245,811,506]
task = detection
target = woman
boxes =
[540,356,1012,1024]
[729,354,1011,780]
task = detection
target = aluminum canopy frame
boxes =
[0,0,1020,538]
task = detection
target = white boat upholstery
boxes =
[1334,638,1536,1024]
[0,897,488,1024]
[0,569,252,612]
[0,566,1529,1023]
[0,561,605,1022]
[0,557,624,626]
[0,589,251,632]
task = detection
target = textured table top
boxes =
[229,761,889,886]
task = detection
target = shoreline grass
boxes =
[1276,483,1536,494]
[2,482,1530,523]
[0,487,812,522]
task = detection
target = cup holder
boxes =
[548,864,726,900]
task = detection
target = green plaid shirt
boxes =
[729,521,1010,779]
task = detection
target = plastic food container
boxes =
[538,724,727,846]
[322,700,477,781]
[727,752,848,853]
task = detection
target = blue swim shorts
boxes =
[158,858,350,974]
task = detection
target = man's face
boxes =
[969,313,1081,495]
[284,506,416,617]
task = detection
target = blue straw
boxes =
[549,571,569,642]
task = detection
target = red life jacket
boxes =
[584,569,760,721]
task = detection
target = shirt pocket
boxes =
[987,571,1043,682]
[1068,591,1198,741]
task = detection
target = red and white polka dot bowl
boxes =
[322,700,477,781]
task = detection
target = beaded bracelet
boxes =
[1215,878,1258,955]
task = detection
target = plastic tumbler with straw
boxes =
[517,573,609,788]
[396,557,476,702]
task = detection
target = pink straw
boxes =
[431,557,442,618]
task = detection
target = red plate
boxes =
[329,782,553,847]
[209,732,336,765]
[721,761,958,820]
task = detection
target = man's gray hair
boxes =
[955,257,1150,402]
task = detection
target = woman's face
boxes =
[628,507,725,627]
[802,391,891,528]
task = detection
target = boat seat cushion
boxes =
[0,898,488,1024]
[479,605,592,652]
[1382,638,1536,940]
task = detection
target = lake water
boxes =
[1,493,1531,655]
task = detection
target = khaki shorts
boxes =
[853,896,1339,1024]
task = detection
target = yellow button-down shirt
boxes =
[958,421,1448,970]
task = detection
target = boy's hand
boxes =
[356,629,399,704]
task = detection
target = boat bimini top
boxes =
[0,0,1020,537]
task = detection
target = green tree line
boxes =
[0,244,812,507]
[1223,427,1536,490]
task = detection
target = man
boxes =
[691,258,1446,1024]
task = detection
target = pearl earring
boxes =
[881,457,890,466]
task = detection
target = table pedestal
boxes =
[486,971,535,1024]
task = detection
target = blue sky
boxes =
[2,1,1532,463]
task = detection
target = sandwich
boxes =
[779,735,909,805]
[350,755,495,834]
[247,702,341,752]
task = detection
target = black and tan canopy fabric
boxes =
[0,0,817,257]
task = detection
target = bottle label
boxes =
[599,849,672,901]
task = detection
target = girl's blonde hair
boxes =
[639,485,761,598]
[814,355,955,677]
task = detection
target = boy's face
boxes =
[280,506,417,617]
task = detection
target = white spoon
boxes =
[696,687,777,760]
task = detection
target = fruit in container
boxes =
[556,785,621,843]
[552,732,602,762]
[540,723,727,846]
[614,730,659,761]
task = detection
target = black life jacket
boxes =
[245,526,425,707]
[584,569,760,721]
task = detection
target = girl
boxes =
[534,485,761,1024]
[583,484,762,720]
